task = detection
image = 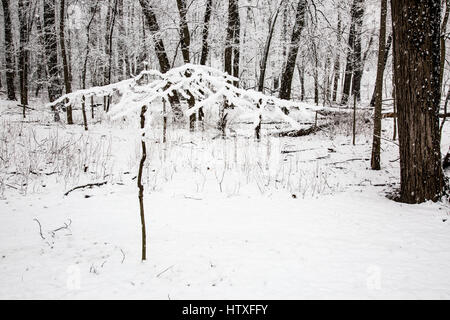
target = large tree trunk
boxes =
[139,0,183,121]
[279,0,307,100]
[43,0,61,103]
[370,0,388,171]
[391,0,445,203]
[200,0,213,66]
[59,0,73,124]
[1,0,16,101]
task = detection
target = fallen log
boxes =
[276,124,329,138]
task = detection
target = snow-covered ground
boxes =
[0,99,449,299]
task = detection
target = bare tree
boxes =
[59,0,73,124]
[200,0,213,66]
[18,0,34,115]
[279,0,307,101]
[258,1,285,93]
[225,0,241,87]
[351,0,365,102]
[341,0,364,105]
[1,0,15,101]
[370,0,388,170]
[139,0,183,121]
[332,12,342,103]
[43,0,61,103]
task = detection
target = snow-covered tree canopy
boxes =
[47,64,321,130]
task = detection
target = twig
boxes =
[50,219,72,236]
[328,158,370,166]
[157,265,174,278]
[33,218,46,240]
[120,248,126,264]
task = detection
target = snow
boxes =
[0,97,449,300]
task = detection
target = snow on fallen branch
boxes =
[47,64,321,131]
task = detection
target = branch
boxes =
[64,182,108,196]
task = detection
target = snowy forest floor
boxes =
[0,98,449,299]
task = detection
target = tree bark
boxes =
[139,0,183,121]
[43,0,61,103]
[391,0,445,203]
[107,0,119,86]
[369,32,392,107]
[176,0,191,64]
[371,0,387,170]
[440,0,449,90]
[279,0,307,100]
[341,0,359,105]
[1,0,16,101]
[332,13,342,103]
[232,1,240,87]
[350,0,365,102]
[200,0,213,66]
[59,0,73,124]
[258,3,283,92]
[225,0,240,87]
[18,0,31,113]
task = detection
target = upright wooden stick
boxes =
[137,105,148,261]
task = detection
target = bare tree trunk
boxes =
[350,0,365,102]
[59,0,73,124]
[258,3,283,92]
[332,13,342,103]
[341,0,359,105]
[107,0,119,87]
[371,0,388,170]
[225,0,239,82]
[441,0,449,90]
[232,1,240,87]
[43,0,61,103]
[200,0,213,66]
[139,0,183,121]
[117,0,128,80]
[1,0,16,101]
[81,1,100,90]
[391,0,445,203]
[369,32,392,107]
[312,40,319,105]
[279,0,307,100]
[297,62,305,101]
[18,0,31,116]
[176,0,191,64]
